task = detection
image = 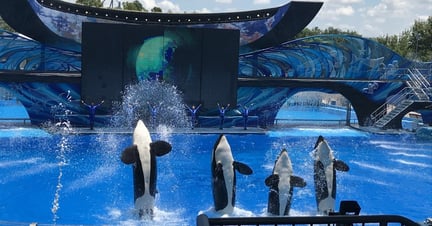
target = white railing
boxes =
[370,88,417,122]
[370,68,431,124]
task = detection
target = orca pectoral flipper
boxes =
[121,145,138,164]
[265,174,279,187]
[290,175,307,187]
[233,161,253,175]
[150,140,172,156]
[334,159,349,171]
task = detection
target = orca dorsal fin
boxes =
[121,145,138,164]
[233,161,253,175]
[265,174,279,187]
[334,159,350,171]
[290,175,307,187]
[150,140,172,156]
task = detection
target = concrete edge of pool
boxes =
[61,126,268,135]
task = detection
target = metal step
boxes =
[374,100,414,129]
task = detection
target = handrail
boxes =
[370,68,431,124]
[274,118,358,126]
[406,69,429,99]
[196,214,421,226]
[411,68,431,87]
[370,87,415,122]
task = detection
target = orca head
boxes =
[273,149,293,175]
[313,136,334,165]
[133,120,152,146]
[212,134,234,166]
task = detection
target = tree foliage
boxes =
[373,17,431,62]
[295,26,361,39]
[75,0,103,8]
[151,7,162,13]
[122,0,146,12]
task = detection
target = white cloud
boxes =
[215,0,232,3]
[194,8,212,13]
[140,0,157,10]
[158,0,181,13]
[339,0,362,3]
[253,0,271,4]
[335,6,355,16]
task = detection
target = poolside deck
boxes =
[67,126,267,135]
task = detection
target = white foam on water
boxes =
[0,128,51,138]
[391,159,432,168]
[345,174,392,187]
[1,161,57,184]
[351,160,414,176]
[388,152,432,159]
[268,128,367,138]
[0,157,44,168]
[96,207,190,226]
[66,164,118,191]
[198,206,255,218]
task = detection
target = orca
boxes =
[312,135,349,215]
[265,148,306,216]
[211,134,253,214]
[120,120,172,219]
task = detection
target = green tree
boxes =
[151,7,162,13]
[375,16,432,61]
[76,0,103,8]
[122,0,146,12]
[295,26,360,39]
[409,17,432,62]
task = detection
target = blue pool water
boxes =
[0,126,431,225]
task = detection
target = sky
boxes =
[68,0,432,37]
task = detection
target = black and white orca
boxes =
[265,148,306,216]
[211,134,253,214]
[312,135,349,215]
[121,120,172,219]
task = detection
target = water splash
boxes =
[110,80,188,129]
[51,135,69,224]
[42,90,74,133]
[46,90,74,224]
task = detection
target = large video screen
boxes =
[81,23,239,111]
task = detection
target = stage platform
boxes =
[66,126,267,135]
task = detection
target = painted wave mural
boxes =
[1,29,430,126]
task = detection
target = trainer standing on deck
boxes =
[239,103,253,130]
[81,99,104,130]
[217,103,230,130]
[186,104,201,129]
